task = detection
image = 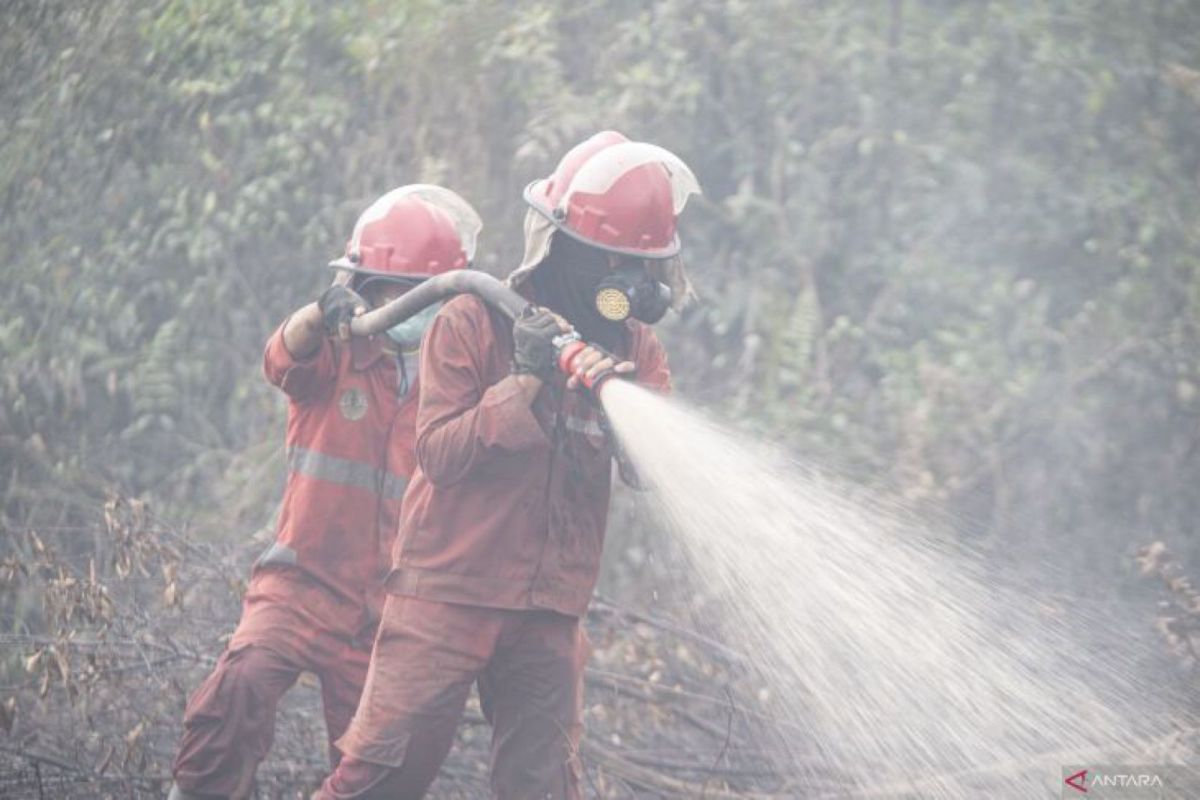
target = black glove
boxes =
[318,285,367,337]
[512,305,563,379]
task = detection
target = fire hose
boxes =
[347,270,618,392]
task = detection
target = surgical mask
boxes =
[386,301,442,350]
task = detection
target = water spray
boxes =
[599,380,1176,796]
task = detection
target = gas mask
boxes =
[534,234,674,353]
[385,300,442,350]
[594,267,672,324]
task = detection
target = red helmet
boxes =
[330,184,482,281]
[523,131,700,259]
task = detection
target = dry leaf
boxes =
[125,720,145,747]
[0,697,16,735]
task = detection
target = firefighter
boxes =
[168,186,483,800]
[316,131,699,799]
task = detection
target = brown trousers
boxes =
[172,571,373,798]
[316,595,588,800]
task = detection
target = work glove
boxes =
[318,285,367,339]
[512,305,564,380]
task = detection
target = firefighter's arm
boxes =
[280,302,325,359]
[282,285,367,357]
[415,297,550,487]
[267,285,368,401]
[263,309,338,403]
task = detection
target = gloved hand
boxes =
[512,305,566,380]
[318,285,367,340]
[564,342,631,393]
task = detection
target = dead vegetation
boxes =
[3,500,1199,798]
[1,495,807,798]
[1138,541,1200,674]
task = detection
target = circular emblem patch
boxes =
[339,387,368,421]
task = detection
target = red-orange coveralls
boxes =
[171,322,418,797]
[318,294,669,800]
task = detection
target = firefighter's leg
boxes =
[171,643,301,799]
[318,638,372,768]
[479,610,590,800]
[316,595,502,799]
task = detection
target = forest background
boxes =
[2,0,1200,794]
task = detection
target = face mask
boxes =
[545,233,673,323]
[386,301,442,350]
[594,267,672,324]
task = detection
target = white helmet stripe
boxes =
[559,142,701,215]
[349,184,482,261]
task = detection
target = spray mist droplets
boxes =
[599,379,1172,798]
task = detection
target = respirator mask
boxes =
[536,234,674,352]
[593,266,672,324]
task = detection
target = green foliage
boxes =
[3,0,1199,588]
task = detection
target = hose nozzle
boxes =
[554,332,619,393]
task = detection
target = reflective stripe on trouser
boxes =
[287,446,408,500]
[318,595,588,800]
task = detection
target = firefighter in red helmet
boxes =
[168,186,482,800]
[315,132,699,799]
